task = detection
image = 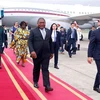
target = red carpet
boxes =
[0,62,22,100]
[0,48,93,100]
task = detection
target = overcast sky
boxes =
[8,0,100,7]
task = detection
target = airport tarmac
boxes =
[49,39,100,100]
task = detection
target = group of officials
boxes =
[0,18,81,92]
[0,17,100,93]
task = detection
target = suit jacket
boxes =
[88,28,100,59]
[28,26,31,30]
[28,27,53,58]
[51,30,61,49]
[66,28,77,42]
[88,30,93,40]
[4,30,8,41]
[0,26,4,53]
[4,29,8,48]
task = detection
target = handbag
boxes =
[65,43,69,51]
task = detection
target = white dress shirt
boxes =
[71,28,75,38]
[40,28,46,40]
[52,30,57,42]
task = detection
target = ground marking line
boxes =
[2,58,29,100]
[27,56,88,100]
[4,52,47,100]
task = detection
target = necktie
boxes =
[41,29,46,40]
[54,31,56,42]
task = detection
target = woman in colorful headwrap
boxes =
[14,21,30,67]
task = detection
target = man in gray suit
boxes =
[0,25,4,69]
[28,18,53,92]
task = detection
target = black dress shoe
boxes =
[93,88,100,93]
[54,66,59,69]
[45,86,53,92]
[68,53,72,58]
[69,54,72,58]
[72,52,76,55]
[34,82,39,88]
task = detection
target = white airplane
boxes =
[1,1,100,29]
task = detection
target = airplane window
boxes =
[35,10,39,11]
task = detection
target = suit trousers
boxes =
[60,39,65,52]
[68,39,76,56]
[94,60,100,88]
[53,42,59,66]
[33,57,50,87]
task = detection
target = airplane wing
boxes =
[69,13,100,21]
[51,13,100,28]
[52,13,100,24]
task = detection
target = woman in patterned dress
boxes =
[14,21,30,67]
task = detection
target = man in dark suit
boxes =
[2,25,8,53]
[88,21,100,93]
[66,22,77,58]
[28,18,53,92]
[0,25,4,69]
[60,27,66,53]
[88,26,95,40]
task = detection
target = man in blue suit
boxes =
[88,26,95,40]
[66,22,77,58]
[88,20,100,93]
